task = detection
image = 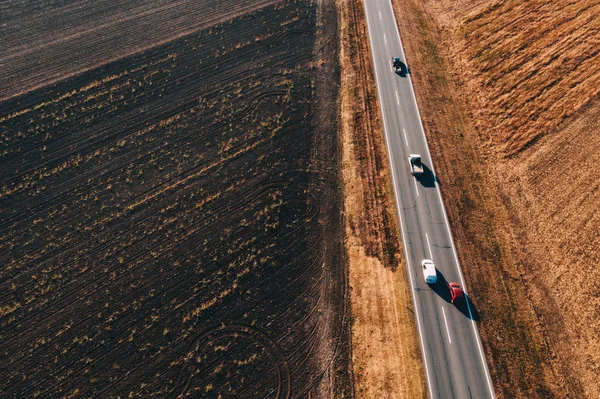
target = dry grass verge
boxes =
[337,0,426,397]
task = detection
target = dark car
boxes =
[449,282,464,305]
[391,57,408,76]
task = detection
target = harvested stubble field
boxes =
[461,1,600,396]
[390,0,600,397]
[0,1,352,398]
[460,0,600,156]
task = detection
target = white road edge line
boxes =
[442,307,452,344]
[383,33,387,44]
[385,0,496,397]
[402,128,408,146]
[395,90,400,105]
[379,10,382,20]
[362,3,434,399]
[425,233,432,258]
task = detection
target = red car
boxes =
[449,282,464,304]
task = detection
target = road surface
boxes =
[362,1,496,398]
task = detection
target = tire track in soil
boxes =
[2,186,320,398]
[166,324,291,399]
[6,186,310,398]
[87,203,321,398]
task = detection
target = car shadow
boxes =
[429,271,480,321]
[460,294,481,321]
[429,270,451,303]
[416,164,441,188]
[394,61,410,77]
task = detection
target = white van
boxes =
[422,259,437,284]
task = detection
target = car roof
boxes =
[422,260,435,275]
[450,283,464,295]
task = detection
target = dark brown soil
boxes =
[0,0,274,101]
[0,1,352,398]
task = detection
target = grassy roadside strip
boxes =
[388,0,561,397]
[337,0,427,397]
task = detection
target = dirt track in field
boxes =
[0,1,353,397]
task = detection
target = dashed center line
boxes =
[379,10,382,20]
[402,128,408,146]
[383,33,387,44]
[425,232,432,258]
[395,90,400,105]
[442,307,452,344]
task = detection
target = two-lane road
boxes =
[362,1,496,398]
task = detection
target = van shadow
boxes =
[430,270,480,321]
[430,270,451,302]
[416,164,441,188]
[461,294,481,321]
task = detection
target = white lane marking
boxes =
[425,233,432,258]
[413,179,419,197]
[383,33,387,44]
[379,10,382,20]
[395,90,400,105]
[442,307,452,344]
[362,3,434,398]
[402,128,408,146]
[385,0,496,397]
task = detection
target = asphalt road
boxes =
[362,1,496,398]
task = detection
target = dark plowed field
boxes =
[0,0,273,101]
[0,1,351,398]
